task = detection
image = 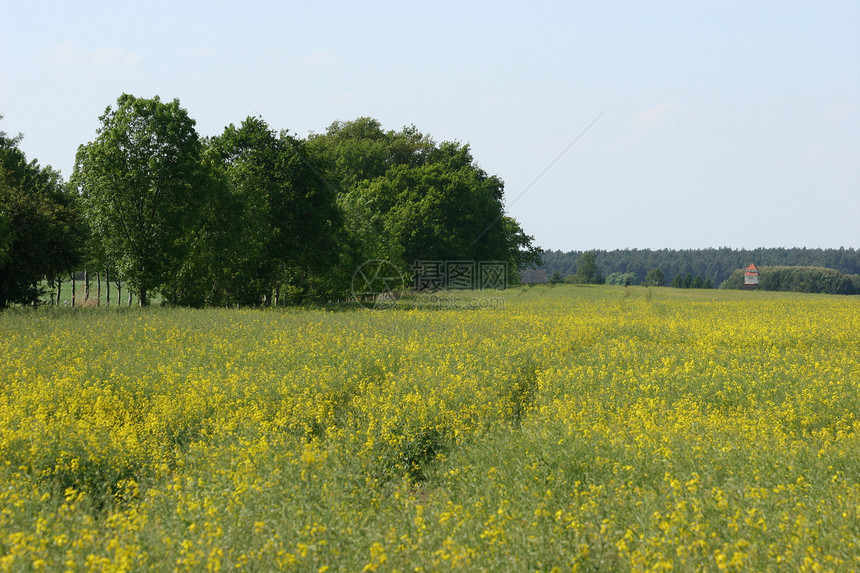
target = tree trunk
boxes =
[116,280,121,307]
[139,289,147,307]
[70,273,76,307]
[274,285,280,307]
[84,269,90,302]
[127,291,132,307]
[106,268,110,306]
[56,277,62,306]
[97,271,101,306]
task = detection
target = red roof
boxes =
[744,263,758,272]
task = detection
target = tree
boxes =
[155,142,244,306]
[161,116,344,307]
[214,117,342,304]
[719,269,744,289]
[570,251,604,284]
[347,155,538,283]
[0,119,83,308]
[607,271,636,286]
[502,215,542,280]
[643,267,665,287]
[671,273,695,288]
[72,94,205,306]
[383,162,505,262]
[309,118,540,285]
[306,117,436,192]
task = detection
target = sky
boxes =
[2,0,859,251]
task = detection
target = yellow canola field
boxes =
[0,286,858,571]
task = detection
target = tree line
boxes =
[0,125,81,307]
[546,253,715,289]
[721,266,860,295]
[540,247,859,288]
[0,95,541,309]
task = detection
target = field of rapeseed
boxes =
[1,286,858,571]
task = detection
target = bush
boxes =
[607,272,637,286]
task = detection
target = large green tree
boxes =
[72,95,205,306]
[168,117,342,306]
[154,143,243,307]
[569,251,604,284]
[309,119,540,284]
[0,120,82,308]
[307,118,436,191]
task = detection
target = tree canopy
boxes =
[566,251,604,284]
[0,118,82,308]
[308,119,540,285]
[72,95,205,306]
[2,100,541,309]
[643,267,665,287]
[166,116,343,306]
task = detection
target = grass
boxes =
[0,285,858,571]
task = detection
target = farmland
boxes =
[1,286,858,571]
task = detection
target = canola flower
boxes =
[0,286,858,571]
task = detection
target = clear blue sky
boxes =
[2,1,858,251]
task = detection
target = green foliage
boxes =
[156,144,251,307]
[7,106,539,308]
[568,251,604,284]
[308,118,541,283]
[0,118,83,308]
[373,426,449,484]
[607,271,637,286]
[540,247,860,287]
[671,273,711,289]
[759,266,856,294]
[72,94,205,306]
[643,267,665,287]
[721,265,860,294]
[162,117,343,306]
[720,269,745,290]
[307,118,437,191]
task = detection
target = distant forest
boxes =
[538,248,860,288]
